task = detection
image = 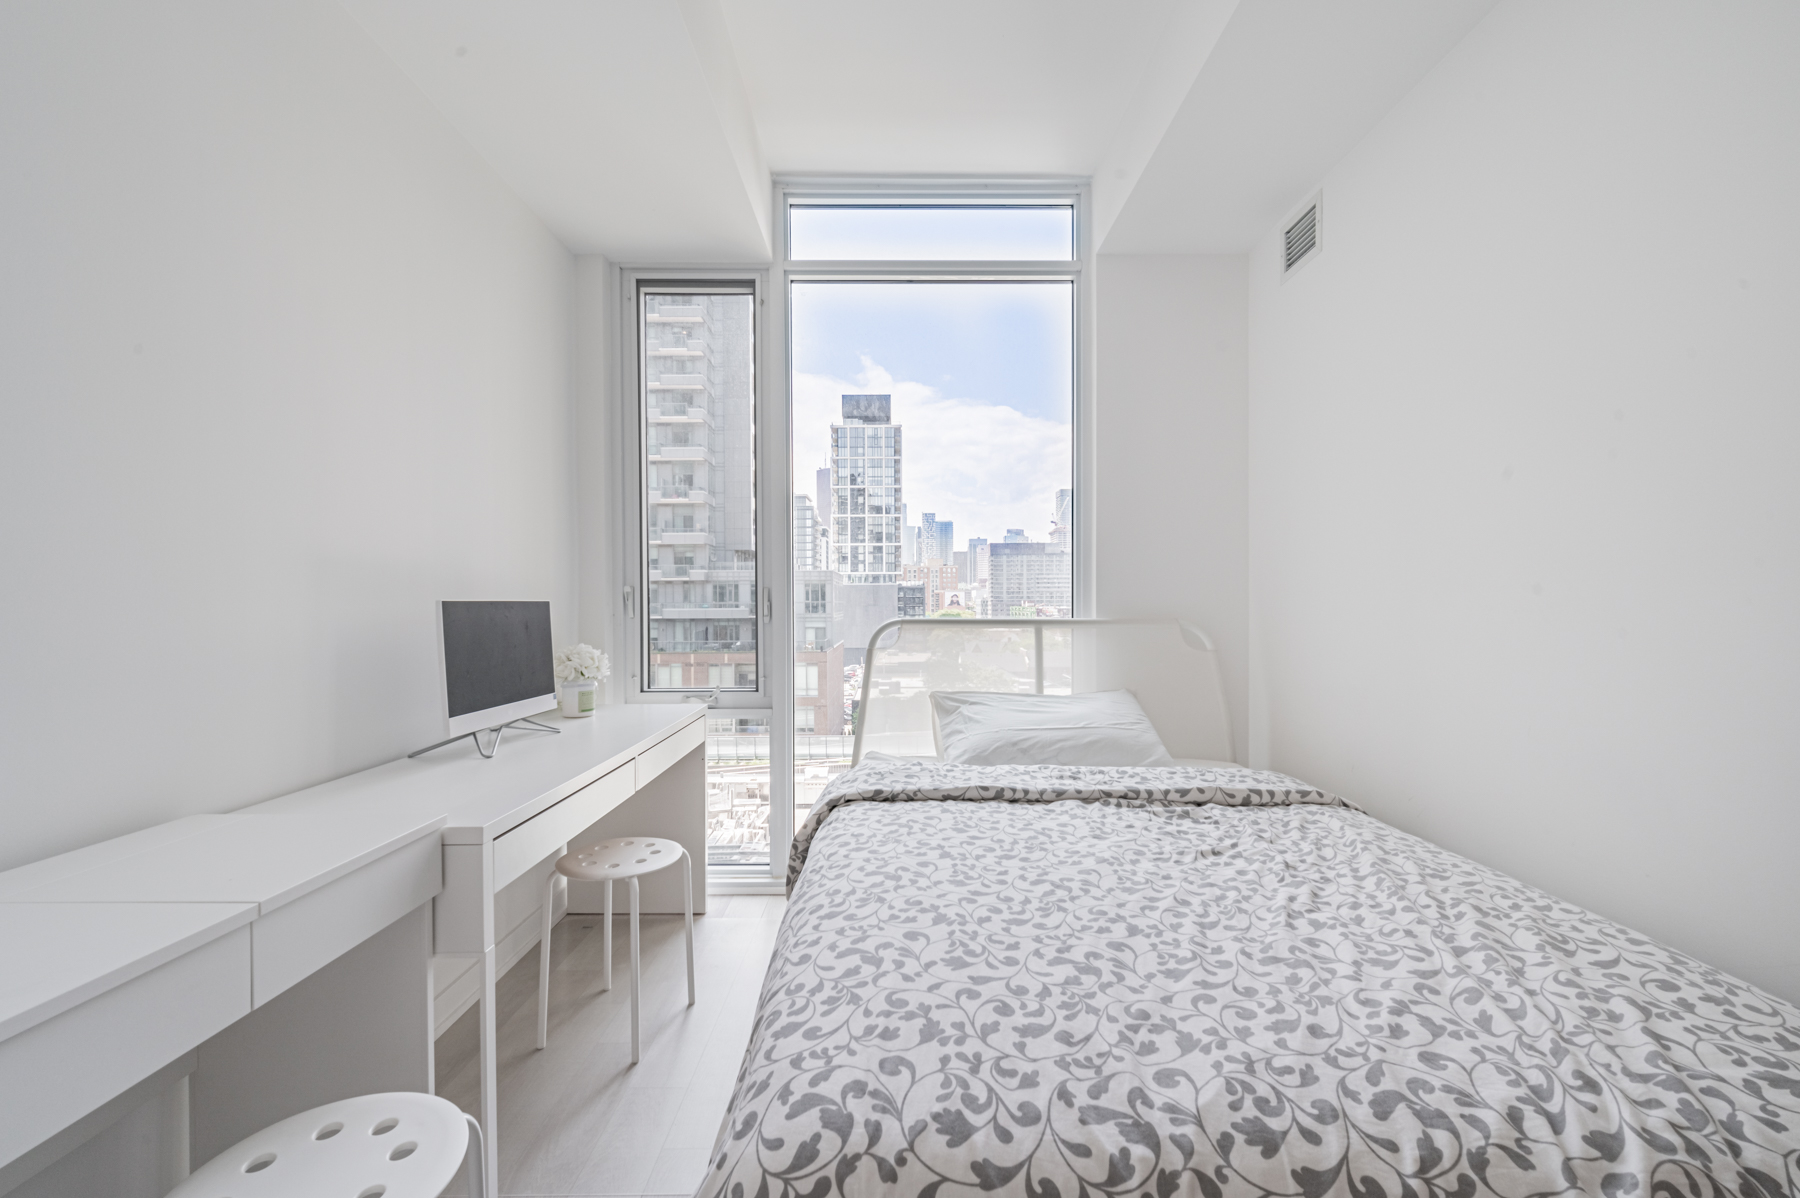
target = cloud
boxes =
[793,357,1071,547]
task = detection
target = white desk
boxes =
[0,903,255,1178]
[5,812,446,1008]
[248,701,708,1196]
[0,808,446,1197]
[0,702,706,1198]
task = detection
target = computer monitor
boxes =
[436,600,557,738]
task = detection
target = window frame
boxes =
[774,180,1093,890]
[625,275,767,700]
[616,185,1094,891]
[778,178,1094,618]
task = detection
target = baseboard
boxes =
[703,876,787,896]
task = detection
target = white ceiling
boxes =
[719,0,1187,177]
[339,0,773,261]
[1103,0,1500,253]
[340,0,1500,261]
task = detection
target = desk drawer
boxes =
[492,763,634,891]
[635,717,705,790]
[252,833,441,1007]
[0,925,249,1169]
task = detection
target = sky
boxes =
[790,281,1073,548]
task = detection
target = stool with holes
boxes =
[537,836,693,1063]
[165,1091,484,1198]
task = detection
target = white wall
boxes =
[1096,254,1249,765]
[1248,2,1800,999]
[0,1,576,871]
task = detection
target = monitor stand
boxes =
[408,717,560,760]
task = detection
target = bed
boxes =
[700,620,1800,1198]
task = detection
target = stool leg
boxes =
[602,878,613,991]
[537,871,556,1050]
[629,875,641,1065]
[463,1112,487,1198]
[683,849,695,1007]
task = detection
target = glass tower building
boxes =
[830,394,902,585]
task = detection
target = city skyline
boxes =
[806,389,1070,635]
[794,360,1070,549]
[792,278,1072,581]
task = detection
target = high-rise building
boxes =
[830,395,902,584]
[815,466,832,567]
[795,476,842,735]
[794,494,820,570]
[1003,528,1028,543]
[644,294,756,689]
[967,536,990,584]
[989,542,1071,617]
[954,550,969,584]
[904,519,919,564]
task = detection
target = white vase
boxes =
[560,679,597,717]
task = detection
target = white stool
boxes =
[538,836,693,1063]
[166,1091,484,1198]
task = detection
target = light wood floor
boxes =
[435,895,786,1198]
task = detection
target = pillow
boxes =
[928,690,1176,767]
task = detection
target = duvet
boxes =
[700,760,1800,1198]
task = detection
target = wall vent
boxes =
[1282,191,1322,279]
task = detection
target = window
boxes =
[794,280,1074,620]
[704,664,761,690]
[789,205,1074,261]
[786,189,1083,844]
[639,285,756,690]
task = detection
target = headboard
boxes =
[851,618,1234,764]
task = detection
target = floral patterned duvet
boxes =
[700,760,1800,1198]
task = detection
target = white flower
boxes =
[554,643,610,683]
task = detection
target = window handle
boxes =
[623,585,635,619]
[763,587,773,623]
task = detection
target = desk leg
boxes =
[161,1073,190,1187]
[479,944,500,1198]
[425,953,437,1096]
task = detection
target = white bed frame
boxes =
[851,617,1234,765]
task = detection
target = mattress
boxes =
[703,760,1800,1198]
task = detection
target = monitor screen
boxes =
[440,601,554,719]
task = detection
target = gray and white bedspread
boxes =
[703,761,1800,1198]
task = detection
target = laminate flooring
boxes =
[434,894,786,1198]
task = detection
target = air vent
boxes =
[1281,191,1322,279]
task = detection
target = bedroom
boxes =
[2,2,1797,1197]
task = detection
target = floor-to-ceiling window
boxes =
[784,197,1083,838]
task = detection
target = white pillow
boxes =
[928,690,1176,767]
